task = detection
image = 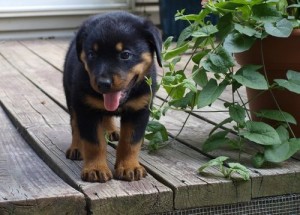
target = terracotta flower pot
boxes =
[235,29,300,137]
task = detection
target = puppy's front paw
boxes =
[66,147,82,160]
[81,165,113,183]
[115,163,147,181]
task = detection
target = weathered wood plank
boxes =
[139,141,251,209]
[0,107,86,215]
[0,41,66,108]
[28,125,173,214]
[20,40,67,71]
[16,39,252,209]
[0,54,173,214]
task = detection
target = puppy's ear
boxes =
[144,20,162,67]
[75,25,88,62]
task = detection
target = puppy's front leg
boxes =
[66,111,83,160]
[78,114,113,183]
[115,110,149,181]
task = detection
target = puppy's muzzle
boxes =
[97,78,112,93]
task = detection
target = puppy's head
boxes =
[76,12,162,111]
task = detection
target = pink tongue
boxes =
[103,91,122,111]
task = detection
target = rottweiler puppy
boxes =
[63,11,162,182]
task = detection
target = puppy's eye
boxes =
[119,51,132,60]
[87,51,96,59]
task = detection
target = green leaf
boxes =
[169,91,196,109]
[192,25,218,38]
[193,67,208,87]
[217,13,234,41]
[276,125,290,143]
[163,71,186,99]
[264,142,290,163]
[177,24,196,46]
[275,70,300,94]
[252,3,281,23]
[229,104,246,124]
[264,138,300,163]
[162,75,176,85]
[163,36,173,50]
[233,65,268,90]
[198,156,229,173]
[252,152,265,168]
[255,110,297,125]
[224,32,256,53]
[192,50,210,64]
[227,162,250,180]
[234,23,259,37]
[202,46,235,73]
[264,19,293,38]
[240,121,281,145]
[287,70,300,81]
[214,2,245,11]
[150,106,162,120]
[286,138,300,158]
[163,43,189,61]
[145,121,168,144]
[165,85,185,100]
[182,79,197,93]
[203,131,230,152]
[197,79,228,108]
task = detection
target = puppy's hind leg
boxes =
[103,116,120,142]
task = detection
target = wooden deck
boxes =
[0,39,299,215]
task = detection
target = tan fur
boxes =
[81,124,112,182]
[124,94,151,111]
[115,42,124,52]
[115,123,146,181]
[84,95,105,110]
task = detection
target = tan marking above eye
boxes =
[93,43,99,52]
[115,42,124,52]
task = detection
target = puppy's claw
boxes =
[81,166,113,183]
[114,165,147,181]
[66,148,82,160]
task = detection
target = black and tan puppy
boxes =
[63,11,162,182]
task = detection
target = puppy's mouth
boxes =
[103,75,138,111]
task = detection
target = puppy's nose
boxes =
[97,78,112,93]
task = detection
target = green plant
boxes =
[145,0,300,169]
[198,156,250,180]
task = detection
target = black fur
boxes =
[63,11,162,145]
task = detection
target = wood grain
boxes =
[20,40,67,71]
[0,107,85,215]
[0,41,66,108]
